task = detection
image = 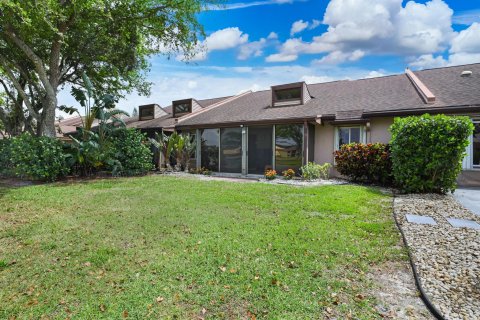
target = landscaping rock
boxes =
[394,193,480,320]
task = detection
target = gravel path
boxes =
[394,194,480,320]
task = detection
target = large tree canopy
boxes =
[0,0,214,137]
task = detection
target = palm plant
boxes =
[149,131,178,170]
[175,134,196,171]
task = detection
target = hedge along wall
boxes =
[390,114,474,194]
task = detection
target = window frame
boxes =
[334,126,366,151]
[172,99,192,118]
[271,83,303,107]
[473,120,480,169]
[139,105,155,120]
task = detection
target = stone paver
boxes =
[405,214,437,225]
[447,217,480,230]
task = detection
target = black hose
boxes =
[391,193,446,320]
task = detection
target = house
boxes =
[105,64,480,186]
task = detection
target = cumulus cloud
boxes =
[238,38,267,60]
[178,27,249,61]
[290,20,309,36]
[409,22,480,68]
[266,0,459,65]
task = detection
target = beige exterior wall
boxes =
[313,123,335,166]
[368,117,394,143]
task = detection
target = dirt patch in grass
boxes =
[369,261,433,319]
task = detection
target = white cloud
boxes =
[265,53,298,62]
[179,27,249,61]
[364,70,387,78]
[267,32,278,40]
[267,0,457,64]
[312,50,365,65]
[409,54,447,69]
[238,38,267,60]
[395,0,455,54]
[290,20,309,36]
[409,22,480,69]
[300,75,335,84]
[309,19,321,30]
[450,22,480,54]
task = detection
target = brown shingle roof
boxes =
[127,96,233,129]
[176,63,480,127]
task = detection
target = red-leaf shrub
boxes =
[334,143,392,185]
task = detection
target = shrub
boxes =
[300,162,331,180]
[282,169,295,180]
[9,133,69,181]
[265,169,277,180]
[390,114,474,193]
[0,139,13,177]
[107,129,154,176]
[334,143,392,185]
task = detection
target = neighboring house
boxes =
[73,63,480,186]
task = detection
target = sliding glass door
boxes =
[220,127,242,173]
[275,124,303,173]
[248,126,273,174]
[200,129,219,172]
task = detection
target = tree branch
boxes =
[0,56,40,119]
[4,25,55,98]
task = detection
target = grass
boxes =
[0,175,404,319]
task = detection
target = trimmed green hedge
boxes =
[390,114,473,193]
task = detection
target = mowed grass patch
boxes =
[0,175,404,319]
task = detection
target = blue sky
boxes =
[59,0,480,114]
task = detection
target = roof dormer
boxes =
[172,98,202,118]
[138,104,166,121]
[271,82,312,107]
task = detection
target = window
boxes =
[335,126,365,150]
[274,88,301,101]
[275,124,303,173]
[474,121,480,168]
[139,106,154,120]
[174,103,190,115]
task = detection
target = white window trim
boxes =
[334,126,367,151]
[473,120,480,169]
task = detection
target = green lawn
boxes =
[0,175,404,319]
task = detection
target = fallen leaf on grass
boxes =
[219,266,226,272]
[156,296,164,303]
[99,304,106,312]
[122,310,128,318]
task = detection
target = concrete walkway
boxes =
[454,188,480,216]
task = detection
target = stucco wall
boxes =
[368,117,394,143]
[313,123,335,166]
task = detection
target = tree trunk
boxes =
[39,96,57,137]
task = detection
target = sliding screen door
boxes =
[248,126,273,174]
[220,127,242,173]
[200,129,219,172]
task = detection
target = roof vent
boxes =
[461,70,472,77]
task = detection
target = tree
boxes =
[132,107,138,118]
[0,0,216,137]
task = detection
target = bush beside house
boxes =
[8,133,70,181]
[390,114,473,193]
[107,129,154,176]
[334,143,392,185]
